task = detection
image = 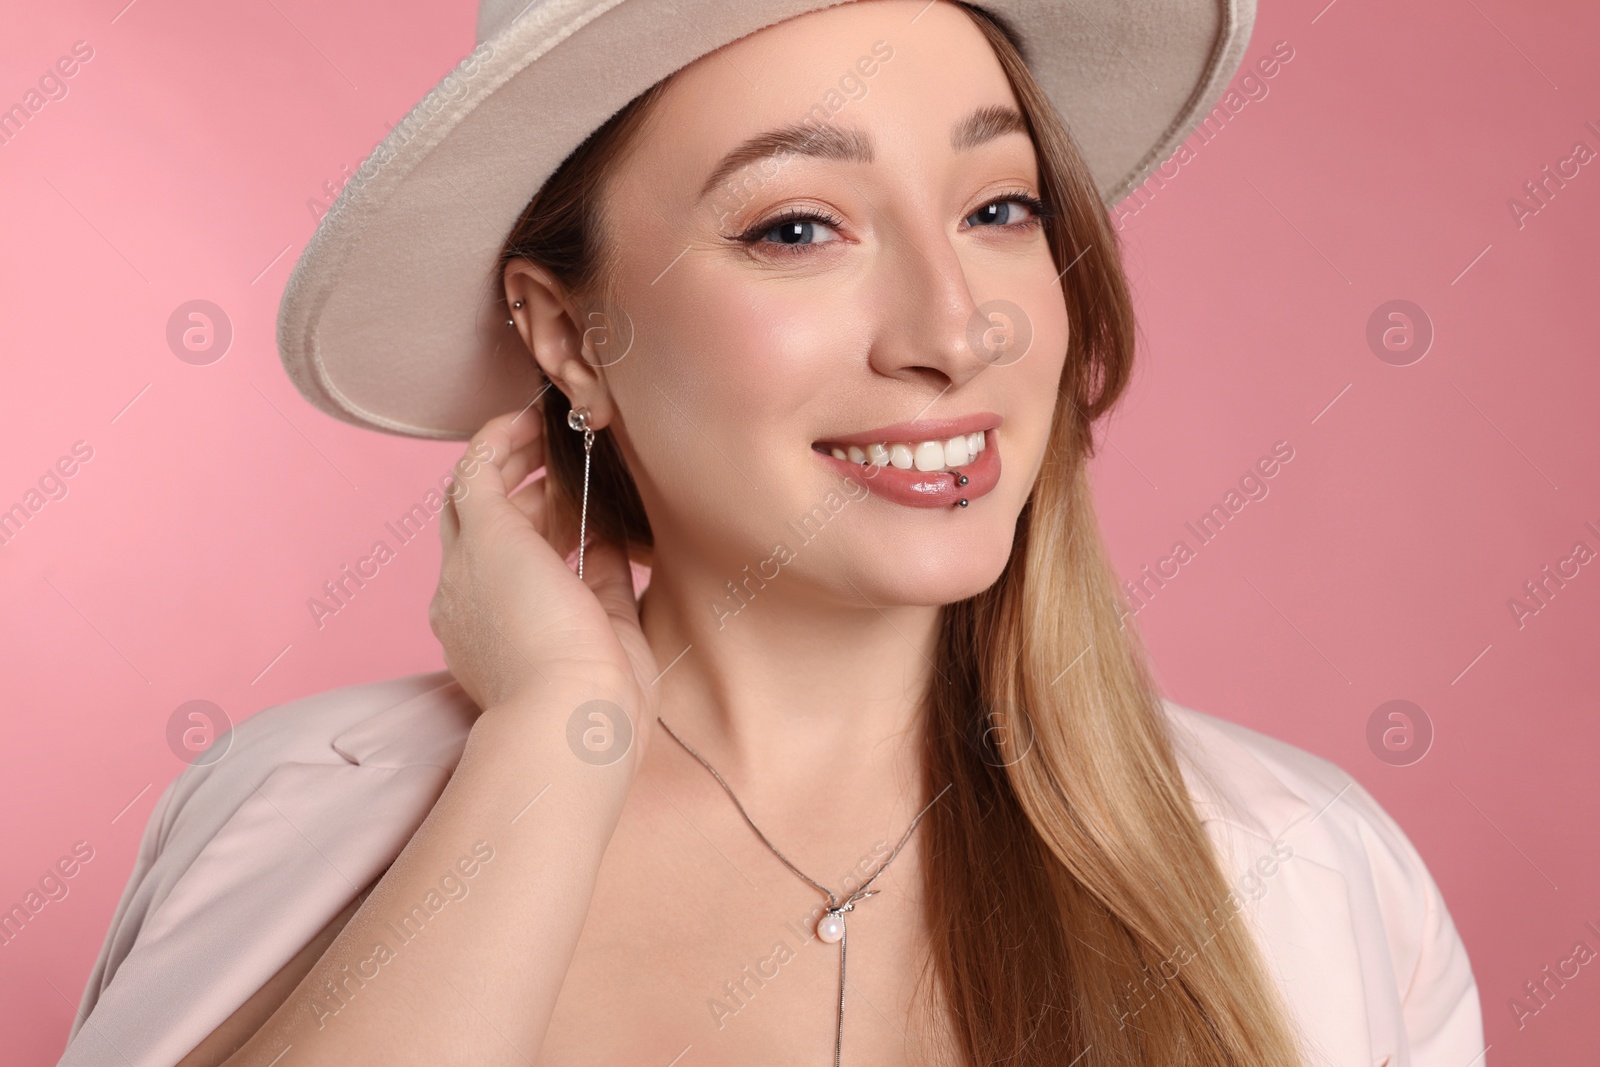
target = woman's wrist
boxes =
[476,673,641,731]
[468,677,647,796]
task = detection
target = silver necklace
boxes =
[656,716,951,1066]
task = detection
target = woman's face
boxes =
[590,0,1070,608]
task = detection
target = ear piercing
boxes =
[505,299,525,327]
[568,406,595,579]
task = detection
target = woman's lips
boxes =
[812,430,1001,509]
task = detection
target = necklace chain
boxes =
[655,715,951,1067]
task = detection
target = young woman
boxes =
[59,1,1483,1065]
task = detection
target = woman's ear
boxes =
[503,257,616,427]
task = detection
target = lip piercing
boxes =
[841,451,968,506]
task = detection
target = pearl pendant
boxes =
[816,911,846,944]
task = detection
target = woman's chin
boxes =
[836,535,1016,607]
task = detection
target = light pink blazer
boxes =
[57,671,1484,1066]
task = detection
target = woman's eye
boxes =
[966,196,1041,228]
[749,214,843,250]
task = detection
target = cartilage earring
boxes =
[567,406,596,579]
[506,299,524,328]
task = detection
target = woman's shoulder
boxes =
[1159,697,1472,926]
[1160,697,1372,842]
[1159,697,1486,1067]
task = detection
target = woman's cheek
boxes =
[703,292,852,412]
[604,304,808,487]
[1031,310,1070,390]
[771,300,856,378]
[1008,281,1069,393]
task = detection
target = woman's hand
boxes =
[429,405,657,768]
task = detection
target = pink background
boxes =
[2,0,1596,1062]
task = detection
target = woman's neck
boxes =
[636,553,938,818]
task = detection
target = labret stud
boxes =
[952,470,969,508]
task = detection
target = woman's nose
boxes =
[865,219,1009,391]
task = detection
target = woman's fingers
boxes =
[580,535,640,627]
[498,451,544,499]
[506,476,549,532]
[499,463,617,601]
[450,408,545,530]
[439,483,462,546]
[498,420,547,495]
[439,404,545,555]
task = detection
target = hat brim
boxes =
[277,0,1255,441]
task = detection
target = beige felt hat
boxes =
[277,0,1257,441]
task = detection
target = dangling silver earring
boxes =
[567,406,595,579]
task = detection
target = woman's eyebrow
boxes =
[695,103,1027,203]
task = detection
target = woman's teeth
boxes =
[824,432,986,472]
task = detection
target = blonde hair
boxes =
[500,4,1304,1061]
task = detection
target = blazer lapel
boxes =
[329,674,479,768]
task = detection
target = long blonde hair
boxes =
[501,4,1304,1062]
